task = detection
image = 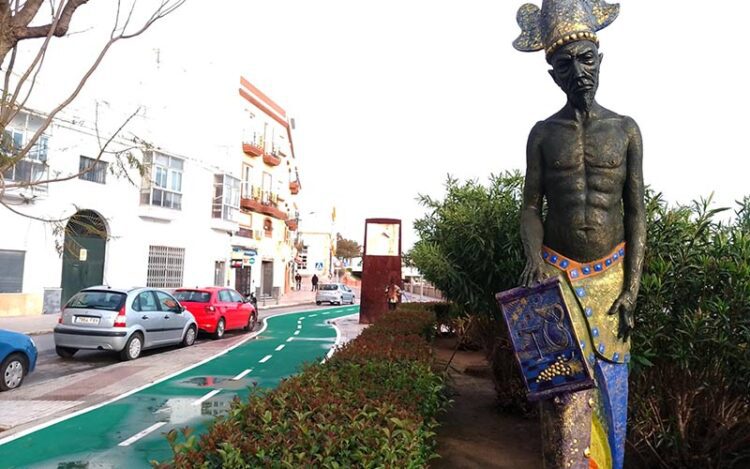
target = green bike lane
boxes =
[0,306,359,468]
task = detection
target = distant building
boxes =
[296,231,333,279]
[0,77,302,317]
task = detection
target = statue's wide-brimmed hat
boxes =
[513,0,619,58]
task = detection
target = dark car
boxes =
[0,329,38,391]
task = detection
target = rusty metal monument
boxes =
[502,1,646,467]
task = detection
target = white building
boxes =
[0,77,302,317]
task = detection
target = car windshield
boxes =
[174,290,211,303]
[319,284,338,291]
[66,290,126,311]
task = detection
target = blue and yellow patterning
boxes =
[539,242,629,469]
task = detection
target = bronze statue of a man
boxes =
[513,1,646,467]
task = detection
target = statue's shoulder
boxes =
[600,107,641,131]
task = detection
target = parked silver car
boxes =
[315,283,356,305]
[54,287,197,361]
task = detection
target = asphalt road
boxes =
[0,304,359,468]
[24,303,320,387]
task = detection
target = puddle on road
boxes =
[176,376,256,391]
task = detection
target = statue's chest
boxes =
[542,123,628,170]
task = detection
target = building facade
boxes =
[0,77,301,317]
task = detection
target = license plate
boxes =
[74,316,100,325]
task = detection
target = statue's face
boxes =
[548,40,602,111]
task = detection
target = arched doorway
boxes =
[61,210,108,304]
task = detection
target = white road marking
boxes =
[308,314,318,317]
[290,337,336,342]
[286,337,294,342]
[294,330,300,335]
[322,312,330,315]
[192,389,221,406]
[296,324,302,330]
[259,354,272,363]
[275,344,285,351]
[232,369,253,380]
[118,421,167,447]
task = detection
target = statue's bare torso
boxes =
[534,106,635,261]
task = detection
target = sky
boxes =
[12,0,750,250]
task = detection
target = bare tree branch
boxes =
[4,106,140,188]
[11,0,43,28]
[14,0,90,40]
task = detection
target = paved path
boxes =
[0,305,359,468]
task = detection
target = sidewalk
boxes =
[0,289,321,336]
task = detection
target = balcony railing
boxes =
[240,189,288,220]
[242,142,264,157]
[263,152,281,166]
[289,180,300,195]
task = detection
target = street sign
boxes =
[315,262,324,271]
[248,257,256,265]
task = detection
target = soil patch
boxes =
[432,337,542,468]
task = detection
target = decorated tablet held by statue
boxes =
[497,278,594,402]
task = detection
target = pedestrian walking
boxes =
[295,273,302,291]
[385,278,402,311]
[311,274,319,291]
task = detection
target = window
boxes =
[146,246,185,288]
[0,250,25,293]
[2,129,49,190]
[262,172,272,204]
[154,290,180,312]
[229,290,244,303]
[264,218,273,238]
[65,290,126,311]
[133,291,158,312]
[212,174,240,222]
[218,290,233,302]
[79,156,108,184]
[141,151,183,210]
[214,261,226,287]
[174,290,212,303]
[241,164,252,199]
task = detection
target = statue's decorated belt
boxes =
[542,242,626,282]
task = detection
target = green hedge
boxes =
[156,308,446,469]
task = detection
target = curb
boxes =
[257,300,315,311]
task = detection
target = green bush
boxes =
[409,173,750,463]
[627,193,750,468]
[155,308,447,469]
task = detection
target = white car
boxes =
[315,283,356,305]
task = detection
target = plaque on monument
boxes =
[496,278,595,402]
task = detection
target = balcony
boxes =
[242,142,264,157]
[289,180,300,195]
[263,152,281,166]
[240,193,288,221]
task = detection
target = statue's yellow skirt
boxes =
[539,243,629,469]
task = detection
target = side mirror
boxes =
[179,305,186,313]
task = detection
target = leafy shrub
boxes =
[409,172,750,463]
[627,193,750,468]
[155,308,447,468]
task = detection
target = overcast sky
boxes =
[17,0,750,250]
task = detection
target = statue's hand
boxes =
[520,258,548,287]
[607,291,636,341]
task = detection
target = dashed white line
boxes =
[296,324,302,330]
[308,314,318,317]
[322,312,330,315]
[294,330,300,335]
[286,337,294,342]
[118,421,167,447]
[259,354,273,363]
[275,344,285,351]
[232,369,253,380]
[192,389,221,406]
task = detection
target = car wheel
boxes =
[182,326,197,347]
[243,313,257,332]
[120,332,143,361]
[316,301,321,306]
[56,346,78,359]
[0,353,27,391]
[212,318,226,340]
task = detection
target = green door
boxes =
[61,211,107,304]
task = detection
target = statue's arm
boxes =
[623,117,646,299]
[519,122,546,287]
[609,117,646,339]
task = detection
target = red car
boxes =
[173,287,257,339]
